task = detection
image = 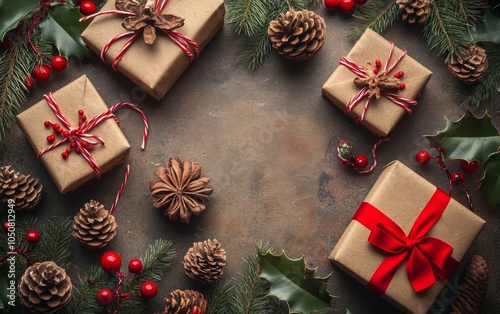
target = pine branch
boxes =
[236,30,273,71]
[455,0,486,25]
[347,0,398,39]
[134,238,176,283]
[205,280,235,314]
[30,217,73,270]
[227,0,270,37]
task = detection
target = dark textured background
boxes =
[0,2,499,313]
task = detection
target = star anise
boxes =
[353,62,401,99]
[116,0,184,45]
[150,157,213,223]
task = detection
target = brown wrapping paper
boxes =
[328,161,485,314]
[322,28,432,137]
[16,75,130,194]
[81,0,225,100]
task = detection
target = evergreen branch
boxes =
[347,0,398,39]
[135,239,176,283]
[455,0,486,25]
[30,217,72,270]
[227,0,270,37]
[236,29,273,71]
[205,280,235,314]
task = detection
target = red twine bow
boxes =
[37,92,149,179]
[352,188,459,294]
[80,0,199,71]
[338,43,417,123]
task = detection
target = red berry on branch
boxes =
[324,0,340,9]
[140,281,157,299]
[339,0,356,14]
[33,64,51,82]
[128,258,143,274]
[192,306,202,314]
[51,55,67,72]
[70,142,77,148]
[80,0,96,15]
[62,151,69,158]
[2,221,10,232]
[43,1,51,8]
[399,83,406,90]
[373,69,379,74]
[44,120,51,127]
[354,154,369,169]
[52,123,60,131]
[46,134,56,142]
[354,0,368,4]
[100,251,122,273]
[451,171,464,186]
[78,109,84,115]
[460,160,479,173]
[96,288,114,306]
[375,59,382,68]
[23,75,34,89]
[415,150,430,164]
[26,230,40,243]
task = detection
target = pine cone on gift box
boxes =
[164,289,207,314]
[0,165,42,211]
[450,254,489,314]
[448,46,489,85]
[72,200,117,249]
[396,0,431,24]
[183,239,226,284]
[18,261,72,314]
[268,9,326,60]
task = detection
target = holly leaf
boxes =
[259,250,333,314]
[471,9,500,44]
[39,4,91,60]
[479,151,500,205]
[0,0,39,41]
[425,111,500,165]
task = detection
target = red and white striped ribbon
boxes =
[109,164,130,215]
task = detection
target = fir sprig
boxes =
[347,0,398,39]
[205,280,234,314]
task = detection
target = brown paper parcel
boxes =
[322,28,432,137]
[328,160,485,314]
[16,75,131,194]
[81,0,225,100]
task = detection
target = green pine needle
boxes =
[30,217,73,270]
[347,0,399,39]
[205,280,235,314]
[227,0,271,37]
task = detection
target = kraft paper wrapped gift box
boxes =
[329,161,485,314]
[16,75,131,194]
[81,0,225,100]
[322,28,432,137]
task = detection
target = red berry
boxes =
[2,221,10,232]
[96,288,114,306]
[46,134,56,142]
[75,148,81,154]
[140,281,157,299]
[78,109,84,115]
[43,1,51,8]
[192,306,202,314]
[87,144,93,151]
[66,147,72,153]
[33,64,51,82]
[416,150,430,165]
[354,154,369,169]
[63,131,70,137]
[61,151,69,158]
[375,59,382,68]
[460,160,479,173]
[80,1,96,15]
[339,0,356,13]
[70,142,77,148]
[81,115,87,121]
[44,120,51,127]
[26,230,40,243]
[128,258,143,274]
[324,0,340,9]
[354,0,368,4]
[451,171,464,186]
[23,75,34,89]
[399,83,406,90]
[373,69,379,74]
[51,55,67,72]
[100,251,122,273]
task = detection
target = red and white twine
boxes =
[37,92,149,179]
[338,43,417,123]
[109,164,130,215]
[80,0,199,71]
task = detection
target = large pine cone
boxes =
[0,165,42,211]
[450,254,488,314]
[18,261,72,314]
[268,9,326,60]
[183,239,226,284]
[150,156,213,224]
[72,200,117,249]
[448,46,489,85]
[164,289,207,314]
[396,0,431,24]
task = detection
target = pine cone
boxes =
[268,9,326,60]
[72,200,117,249]
[448,46,489,85]
[150,156,213,224]
[18,261,72,314]
[164,289,207,314]
[396,0,430,24]
[183,239,226,284]
[450,254,489,314]
[0,166,42,211]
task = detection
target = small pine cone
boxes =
[450,254,489,314]
[0,165,42,211]
[268,9,326,60]
[183,239,226,284]
[396,0,430,24]
[18,261,72,314]
[72,200,117,249]
[448,46,489,85]
[164,289,207,314]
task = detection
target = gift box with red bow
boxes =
[329,161,485,313]
[322,28,432,137]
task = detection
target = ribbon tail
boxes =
[367,253,407,295]
[406,247,435,292]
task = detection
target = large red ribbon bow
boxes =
[353,188,459,294]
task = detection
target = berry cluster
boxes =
[0,227,40,265]
[96,251,158,310]
[325,0,368,14]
